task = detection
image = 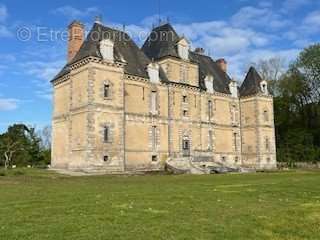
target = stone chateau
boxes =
[51,18,277,173]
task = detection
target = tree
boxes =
[0,124,29,170]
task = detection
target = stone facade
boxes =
[51,21,277,173]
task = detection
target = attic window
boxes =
[260,81,268,95]
[100,39,114,61]
[148,63,160,83]
[229,81,238,98]
[205,75,214,93]
[177,38,189,60]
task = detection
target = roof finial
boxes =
[158,0,161,26]
[95,15,103,24]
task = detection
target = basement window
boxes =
[152,155,158,162]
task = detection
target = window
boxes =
[152,126,157,152]
[180,64,188,83]
[183,110,188,117]
[265,137,270,151]
[183,95,188,103]
[231,105,237,123]
[152,155,158,162]
[104,84,110,98]
[260,81,268,95]
[221,156,226,162]
[103,156,109,162]
[100,39,114,61]
[235,156,239,163]
[183,140,190,150]
[209,130,213,150]
[234,133,238,151]
[177,39,189,60]
[263,110,269,122]
[148,63,160,83]
[208,100,213,120]
[104,127,109,143]
[151,91,157,114]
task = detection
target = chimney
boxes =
[216,58,227,73]
[68,21,85,63]
[195,47,205,55]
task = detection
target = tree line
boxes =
[253,44,320,164]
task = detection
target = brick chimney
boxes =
[68,21,84,62]
[216,58,227,73]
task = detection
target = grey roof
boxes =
[52,23,152,81]
[142,23,180,60]
[189,52,231,94]
[240,67,264,96]
[142,23,232,93]
[52,22,234,95]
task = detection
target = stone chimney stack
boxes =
[195,47,205,55]
[216,58,227,73]
[68,21,85,63]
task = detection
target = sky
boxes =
[0,0,319,133]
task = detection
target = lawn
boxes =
[0,169,319,240]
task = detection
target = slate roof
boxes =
[239,67,264,97]
[53,22,261,97]
[52,23,152,81]
[142,23,180,60]
[189,52,231,94]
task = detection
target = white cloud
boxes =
[0,98,19,111]
[52,6,99,19]
[302,11,320,34]
[0,4,8,22]
[231,6,290,30]
[282,0,312,12]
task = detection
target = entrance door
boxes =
[182,139,190,157]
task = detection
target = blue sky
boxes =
[0,0,319,133]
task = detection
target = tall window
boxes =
[234,133,238,151]
[208,100,213,120]
[104,126,109,143]
[180,64,188,83]
[104,84,110,98]
[263,110,269,122]
[209,130,213,150]
[152,126,157,152]
[265,137,270,151]
[151,91,157,114]
[231,105,236,123]
[183,95,188,103]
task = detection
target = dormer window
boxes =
[205,75,214,93]
[260,80,268,95]
[100,39,114,62]
[148,63,160,84]
[229,80,238,98]
[177,38,189,60]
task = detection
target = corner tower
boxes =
[239,67,277,169]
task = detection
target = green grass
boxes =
[0,169,320,240]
